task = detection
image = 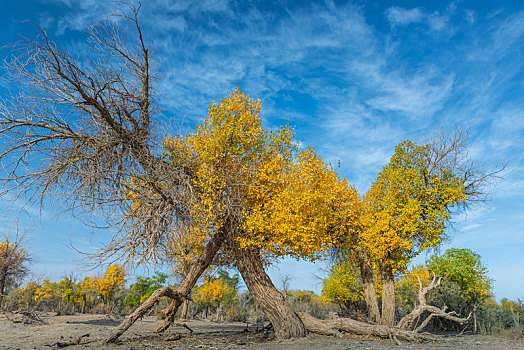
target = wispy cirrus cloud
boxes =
[3,0,524,298]
[385,7,425,26]
[385,4,457,36]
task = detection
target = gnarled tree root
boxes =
[297,312,439,343]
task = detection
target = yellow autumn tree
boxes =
[95,264,127,312]
[161,89,361,338]
[359,141,467,325]
[332,132,499,327]
[195,278,228,304]
[162,89,359,262]
[0,235,30,308]
[74,276,99,313]
[34,279,55,303]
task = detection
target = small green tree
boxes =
[426,248,492,332]
[216,270,239,303]
[321,261,365,313]
[124,272,168,308]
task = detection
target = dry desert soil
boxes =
[1,312,523,350]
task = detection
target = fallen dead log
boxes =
[45,333,90,348]
[173,322,194,333]
[297,312,439,343]
[5,310,46,325]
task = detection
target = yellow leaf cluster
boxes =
[194,278,228,304]
[34,279,55,301]
[0,240,28,267]
[397,265,431,290]
[359,141,466,271]
[162,88,361,262]
[95,264,127,297]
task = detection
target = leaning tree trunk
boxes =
[380,264,396,326]
[235,247,307,339]
[356,251,381,323]
[104,229,226,343]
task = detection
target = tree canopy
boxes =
[426,248,492,306]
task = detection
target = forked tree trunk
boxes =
[380,264,396,326]
[356,251,381,323]
[235,247,307,339]
[104,229,226,343]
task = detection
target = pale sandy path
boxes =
[1,313,522,350]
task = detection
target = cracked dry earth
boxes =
[0,313,523,350]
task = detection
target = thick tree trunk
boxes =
[473,304,478,333]
[180,298,189,319]
[104,229,226,343]
[215,304,221,322]
[380,264,396,326]
[235,247,307,339]
[0,267,7,309]
[356,251,380,323]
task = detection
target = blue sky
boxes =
[0,0,523,300]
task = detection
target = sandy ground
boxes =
[1,312,523,350]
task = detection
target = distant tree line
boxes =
[2,247,522,337]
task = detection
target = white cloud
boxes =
[467,12,524,63]
[365,72,454,117]
[385,5,456,36]
[386,7,424,26]
[462,223,484,231]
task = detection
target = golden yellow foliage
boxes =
[95,264,127,298]
[194,278,228,304]
[34,279,55,301]
[162,88,360,262]
[359,141,466,271]
[397,265,431,290]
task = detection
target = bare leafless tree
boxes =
[0,4,193,266]
[426,127,505,208]
[0,3,228,341]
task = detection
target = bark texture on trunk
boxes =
[380,264,396,327]
[473,305,478,333]
[104,229,226,343]
[180,299,189,319]
[0,267,7,309]
[356,251,380,323]
[235,247,307,339]
[297,312,438,343]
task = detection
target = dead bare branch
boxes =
[0,5,194,268]
[397,273,470,332]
